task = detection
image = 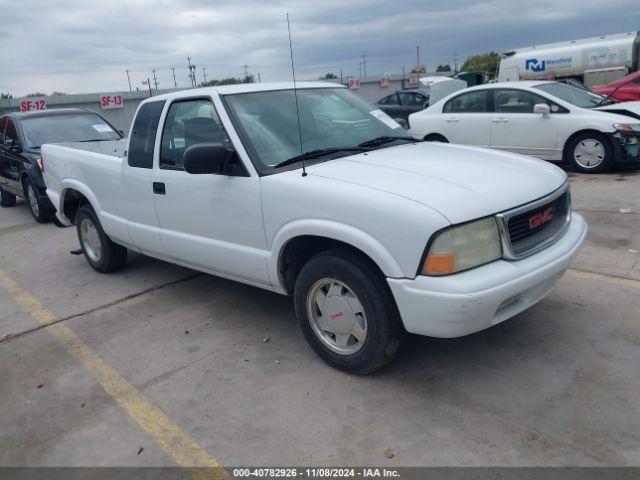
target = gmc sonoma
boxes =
[42,83,587,373]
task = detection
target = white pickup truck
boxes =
[43,82,587,373]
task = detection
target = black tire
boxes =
[565,132,614,174]
[0,188,16,207]
[76,204,127,273]
[294,249,405,374]
[23,177,50,223]
[424,133,448,143]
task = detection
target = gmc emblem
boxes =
[529,207,555,230]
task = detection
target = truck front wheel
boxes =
[294,250,405,374]
[76,205,127,273]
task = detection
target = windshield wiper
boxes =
[358,135,420,148]
[274,147,370,169]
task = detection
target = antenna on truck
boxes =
[286,13,307,177]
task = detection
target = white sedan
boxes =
[409,81,640,173]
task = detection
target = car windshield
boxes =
[21,113,120,149]
[534,82,611,108]
[223,88,411,169]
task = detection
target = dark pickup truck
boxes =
[0,108,123,222]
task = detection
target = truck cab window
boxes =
[128,101,165,169]
[160,99,230,170]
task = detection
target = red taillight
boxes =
[36,155,44,172]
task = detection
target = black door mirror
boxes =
[4,139,21,152]
[183,142,238,175]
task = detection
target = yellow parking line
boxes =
[0,270,227,480]
[568,268,640,289]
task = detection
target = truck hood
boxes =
[593,101,640,121]
[306,142,567,224]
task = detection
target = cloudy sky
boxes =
[1,0,639,96]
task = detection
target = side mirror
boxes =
[4,138,21,152]
[533,103,551,117]
[183,142,237,175]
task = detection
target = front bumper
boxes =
[610,131,640,163]
[387,213,587,338]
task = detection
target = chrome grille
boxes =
[497,184,571,260]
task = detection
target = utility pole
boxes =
[241,64,249,80]
[340,68,343,84]
[361,54,367,78]
[152,68,158,90]
[453,53,459,74]
[257,72,261,83]
[125,70,132,92]
[171,67,177,88]
[416,46,420,68]
[202,66,207,83]
[358,61,362,78]
[187,56,197,87]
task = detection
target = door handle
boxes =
[445,118,459,123]
[491,117,508,123]
[153,182,166,195]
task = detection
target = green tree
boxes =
[0,93,13,100]
[460,51,500,76]
[436,64,452,72]
[26,92,47,97]
[320,73,338,80]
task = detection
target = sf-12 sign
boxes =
[348,79,361,89]
[19,98,46,112]
[100,95,124,110]
[408,74,420,86]
[379,76,391,87]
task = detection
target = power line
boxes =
[202,66,207,83]
[242,64,249,78]
[362,54,367,78]
[152,68,158,90]
[125,70,131,92]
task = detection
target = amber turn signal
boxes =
[422,253,456,275]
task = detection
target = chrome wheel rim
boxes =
[574,139,605,168]
[27,184,39,216]
[306,278,368,355]
[80,218,102,263]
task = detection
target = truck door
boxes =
[151,97,268,285]
[1,119,24,195]
[121,100,166,255]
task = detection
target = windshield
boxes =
[223,88,411,169]
[534,82,611,108]
[21,113,120,148]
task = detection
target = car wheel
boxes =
[566,132,614,173]
[294,249,405,374]
[23,177,50,223]
[0,188,16,207]
[424,133,448,143]
[76,204,127,273]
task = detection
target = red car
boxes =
[592,71,640,102]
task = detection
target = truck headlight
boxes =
[422,217,501,275]
[613,123,640,132]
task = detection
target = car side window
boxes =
[634,77,640,85]
[399,92,424,106]
[4,119,19,145]
[128,101,166,169]
[494,89,555,113]
[443,90,488,113]
[379,94,398,106]
[0,118,7,144]
[160,98,231,170]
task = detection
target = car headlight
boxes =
[613,123,640,132]
[421,217,501,276]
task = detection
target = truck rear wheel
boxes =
[0,188,16,207]
[76,205,127,273]
[294,250,405,374]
